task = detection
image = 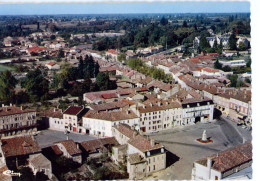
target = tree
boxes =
[238,41,246,51]
[96,72,116,91]
[50,34,56,40]
[199,36,210,51]
[228,32,237,50]
[222,65,232,72]
[0,70,17,103]
[118,53,126,62]
[23,69,49,102]
[160,17,168,26]
[246,59,251,67]
[58,48,65,58]
[214,60,222,70]
[96,72,110,91]
[182,21,188,28]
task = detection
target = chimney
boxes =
[150,103,153,107]
[77,143,79,149]
[150,138,155,147]
[10,103,12,107]
[20,106,23,110]
[207,157,212,169]
[133,131,138,138]
[157,102,161,106]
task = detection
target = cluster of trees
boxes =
[127,58,173,82]
[0,55,117,105]
[227,74,244,87]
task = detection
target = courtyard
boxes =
[145,118,252,180]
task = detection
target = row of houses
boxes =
[0,122,167,180]
[46,91,214,137]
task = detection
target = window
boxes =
[153,165,155,170]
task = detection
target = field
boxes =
[0,64,14,72]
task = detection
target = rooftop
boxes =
[195,142,252,173]
[1,136,41,158]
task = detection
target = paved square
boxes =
[145,120,251,180]
[35,129,98,148]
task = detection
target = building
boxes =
[112,124,166,180]
[43,108,63,131]
[45,62,60,70]
[136,99,182,133]
[219,60,246,68]
[28,153,52,179]
[0,105,37,138]
[191,142,252,180]
[181,98,214,125]
[54,140,82,164]
[82,109,139,137]
[80,137,119,158]
[0,136,41,168]
[106,49,118,61]
[62,106,89,133]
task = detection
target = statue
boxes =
[202,130,207,141]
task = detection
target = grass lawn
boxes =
[0,64,14,72]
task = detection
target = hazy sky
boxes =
[0,2,250,15]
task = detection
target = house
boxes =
[181,98,214,125]
[229,90,251,122]
[125,50,137,60]
[0,136,41,168]
[136,99,182,133]
[219,60,246,67]
[0,105,37,138]
[63,106,89,133]
[82,109,139,137]
[54,140,82,164]
[191,142,252,180]
[83,90,118,104]
[112,124,166,180]
[106,49,118,61]
[44,108,64,131]
[45,62,60,70]
[80,137,119,159]
[28,153,52,179]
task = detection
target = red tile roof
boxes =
[114,124,163,152]
[51,145,63,155]
[106,49,118,55]
[47,62,56,66]
[84,110,138,121]
[80,137,119,153]
[1,136,41,157]
[128,134,163,152]
[101,93,118,99]
[202,67,219,73]
[55,140,82,156]
[63,106,84,115]
[27,46,46,53]
[113,123,136,139]
[0,105,35,117]
[196,142,252,173]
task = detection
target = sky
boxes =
[0,2,250,15]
